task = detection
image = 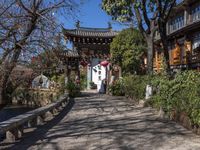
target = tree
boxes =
[102,0,176,74]
[110,28,146,75]
[0,0,79,109]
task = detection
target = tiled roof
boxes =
[63,27,118,38]
[60,49,79,57]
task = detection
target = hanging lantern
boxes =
[100,60,109,67]
[80,60,88,67]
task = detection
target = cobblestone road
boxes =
[2,94,200,150]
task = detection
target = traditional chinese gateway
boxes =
[62,23,118,91]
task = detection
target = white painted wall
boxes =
[90,58,106,92]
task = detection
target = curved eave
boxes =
[62,28,118,39]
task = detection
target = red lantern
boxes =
[100,60,109,67]
[80,60,88,67]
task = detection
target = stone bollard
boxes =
[57,104,63,111]
[28,118,37,127]
[51,108,58,115]
[61,101,66,107]
[6,130,17,142]
[37,116,44,125]
[17,125,23,138]
[145,84,152,100]
[6,126,23,142]
[44,111,53,120]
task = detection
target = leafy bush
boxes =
[151,71,200,125]
[148,74,170,111]
[66,81,80,98]
[89,81,97,89]
[80,73,87,90]
[121,71,200,126]
[110,28,146,75]
[109,78,125,96]
[124,75,149,101]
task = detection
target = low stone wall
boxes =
[157,108,200,135]
[0,94,68,142]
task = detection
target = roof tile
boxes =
[63,27,118,38]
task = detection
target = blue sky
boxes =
[59,0,127,31]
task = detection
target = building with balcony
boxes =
[154,0,200,72]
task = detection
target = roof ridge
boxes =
[62,27,118,38]
[78,27,111,32]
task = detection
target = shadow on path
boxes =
[0,99,75,150]
[1,94,200,150]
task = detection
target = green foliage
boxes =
[89,81,97,89]
[80,73,87,90]
[12,87,30,103]
[50,74,65,93]
[102,0,162,23]
[150,71,200,125]
[57,74,65,87]
[123,71,200,125]
[110,28,146,75]
[66,81,80,98]
[149,74,171,110]
[102,0,134,22]
[102,0,175,24]
[109,78,125,96]
[124,75,149,101]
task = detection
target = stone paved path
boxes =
[1,94,200,150]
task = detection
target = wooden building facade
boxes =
[154,0,200,72]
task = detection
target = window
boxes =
[192,32,200,51]
[168,41,175,51]
[191,5,200,22]
[98,65,101,70]
[98,76,101,81]
[169,15,184,33]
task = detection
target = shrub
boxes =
[151,71,200,125]
[109,78,125,96]
[89,81,97,89]
[149,74,171,111]
[80,73,87,90]
[124,75,149,101]
[122,71,200,126]
[66,81,80,98]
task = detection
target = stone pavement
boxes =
[1,94,200,150]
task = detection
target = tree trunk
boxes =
[0,89,8,110]
[0,88,13,110]
[158,21,170,74]
[0,16,37,110]
[146,36,154,75]
[0,49,21,110]
[162,37,170,73]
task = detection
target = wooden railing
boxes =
[0,94,69,142]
